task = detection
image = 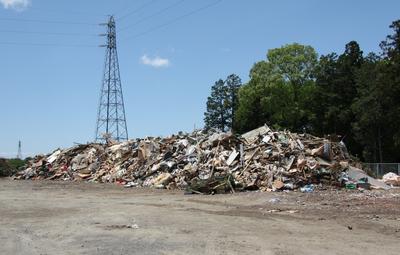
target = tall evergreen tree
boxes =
[380,20,400,60]
[204,75,242,132]
[204,79,228,131]
[351,20,400,162]
[225,74,242,131]
[352,53,385,162]
[380,20,400,151]
[313,41,364,155]
[311,53,339,134]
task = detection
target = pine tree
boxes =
[204,75,242,132]
[313,41,364,156]
[225,74,242,131]
[204,79,229,131]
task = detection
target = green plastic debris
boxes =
[345,183,357,190]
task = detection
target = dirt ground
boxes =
[0,178,399,255]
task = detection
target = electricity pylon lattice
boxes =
[17,140,22,159]
[95,16,128,142]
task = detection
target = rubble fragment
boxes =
[347,167,391,190]
[382,172,400,186]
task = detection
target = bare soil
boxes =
[0,178,399,255]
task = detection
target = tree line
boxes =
[204,19,400,163]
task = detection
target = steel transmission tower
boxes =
[17,140,22,159]
[95,16,128,142]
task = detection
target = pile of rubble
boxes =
[15,125,368,193]
[382,172,400,186]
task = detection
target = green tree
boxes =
[204,75,242,131]
[352,53,385,161]
[380,20,400,152]
[204,79,228,131]
[311,53,339,134]
[234,20,400,163]
[235,78,270,133]
[236,43,318,133]
[267,43,318,101]
[313,41,364,156]
[350,21,400,162]
[352,19,400,162]
[225,74,242,131]
[380,20,400,60]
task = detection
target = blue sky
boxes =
[0,0,399,157]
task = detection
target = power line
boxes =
[117,0,159,22]
[0,29,99,37]
[0,41,97,48]
[0,18,97,26]
[118,0,186,32]
[0,15,101,47]
[113,0,133,16]
[121,0,222,40]
[27,7,107,17]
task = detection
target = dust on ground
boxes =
[0,178,399,255]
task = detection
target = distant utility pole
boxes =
[17,140,22,159]
[95,16,128,143]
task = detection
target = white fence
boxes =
[363,163,400,178]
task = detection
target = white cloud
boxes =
[141,55,170,68]
[1,0,31,11]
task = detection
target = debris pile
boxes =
[382,172,400,186]
[341,166,391,190]
[16,125,362,193]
